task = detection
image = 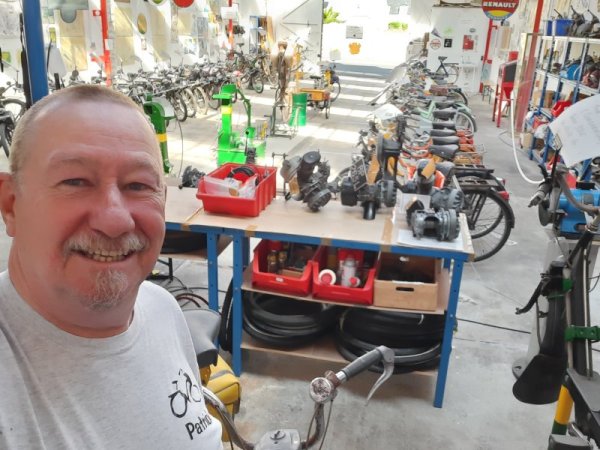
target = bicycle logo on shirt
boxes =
[168,369,203,418]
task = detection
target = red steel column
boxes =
[100,0,112,86]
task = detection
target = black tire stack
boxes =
[334,309,445,373]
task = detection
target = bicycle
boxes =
[429,56,460,85]
[512,160,600,449]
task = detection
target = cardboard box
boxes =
[520,132,534,149]
[374,253,446,311]
[531,90,555,108]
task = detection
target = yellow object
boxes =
[349,42,361,54]
[298,88,330,102]
[554,385,574,425]
[421,158,436,179]
[205,356,241,442]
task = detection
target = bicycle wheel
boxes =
[2,99,26,122]
[207,83,222,110]
[252,74,264,94]
[329,81,341,102]
[447,89,468,106]
[169,93,188,122]
[461,188,513,262]
[181,88,196,118]
[436,65,459,84]
[454,111,476,132]
[192,86,209,116]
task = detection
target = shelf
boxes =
[241,264,448,315]
[242,331,348,364]
[242,331,438,377]
[534,69,598,97]
[541,36,600,45]
[529,102,553,120]
[160,235,232,261]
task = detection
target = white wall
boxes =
[321,0,435,67]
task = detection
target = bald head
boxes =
[9,85,156,181]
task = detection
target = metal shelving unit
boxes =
[528,34,600,163]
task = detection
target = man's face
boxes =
[5,99,165,319]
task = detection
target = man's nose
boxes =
[89,186,135,238]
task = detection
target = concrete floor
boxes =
[1,64,599,449]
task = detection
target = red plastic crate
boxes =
[312,246,375,305]
[251,240,314,295]
[196,163,276,217]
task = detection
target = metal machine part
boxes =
[280,150,332,211]
[430,187,464,211]
[410,208,460,241]
[338,132,401,220]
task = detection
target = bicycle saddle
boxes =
[432,109,457,120]
[434,101,455,109]
[431,135,460,146]
[432,120,456,130]
[310,75,322,80]
[438,56,448,62]
[429,144,459,160]
[182,309,220,368]
[428,128,457,137]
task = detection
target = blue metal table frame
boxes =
[165,188,472,408]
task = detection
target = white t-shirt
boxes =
[0,271,223,450]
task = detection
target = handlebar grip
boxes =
[340,346,386,381]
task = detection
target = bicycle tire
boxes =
[461,187,513,262]
[454,110,476,132]
[329,81,341,103]
[0,123,9,157]
[169,92,188,122]
[252,75,264,94]
[192,86,209,116]
[207,83,221,110]
[447,89,468,106]
[2,98,26,122]
[181,88,197,118]
[435,65,459,84]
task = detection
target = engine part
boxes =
[430,187,464,211]
[179,165,205,188]
[280,151,332,211]
[401,158,436,195]
[410,208,460,241]
[338,132,400,220]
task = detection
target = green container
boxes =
[289,92,308,127]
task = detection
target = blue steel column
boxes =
[231,232,245,375]
[23,0,49,102]
[206,232,219,311]
[434,258,465,408]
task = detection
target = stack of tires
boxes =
[334,309,444,373]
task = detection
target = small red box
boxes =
[312,246,375,305]
[197,163,276,217]
[252,240,314,296]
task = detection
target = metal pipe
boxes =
[22,0,49,103]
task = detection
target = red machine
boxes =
[493,52,518,128]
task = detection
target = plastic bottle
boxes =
[277,251,288,273]
[340,255,357,287]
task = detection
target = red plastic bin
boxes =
[196,163,277,217]
[311,246,376,305]
[251,240,314,295]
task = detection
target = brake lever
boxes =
[365,346,395,404]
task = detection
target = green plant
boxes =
[323,6,344,24]
[388,21,408,31]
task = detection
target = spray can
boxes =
[340,255,357,287]
[277,251,288,273]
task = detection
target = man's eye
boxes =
[127,182,151,191]
[61,179,88,187]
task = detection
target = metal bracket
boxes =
[565,326,600,342]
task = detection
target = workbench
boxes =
[165,186,473,408]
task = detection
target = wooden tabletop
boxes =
[165,186,473,257]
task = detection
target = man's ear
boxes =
[0,173,17,237]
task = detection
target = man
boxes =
[0,85,223,449]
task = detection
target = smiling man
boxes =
[0,85,222,449]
